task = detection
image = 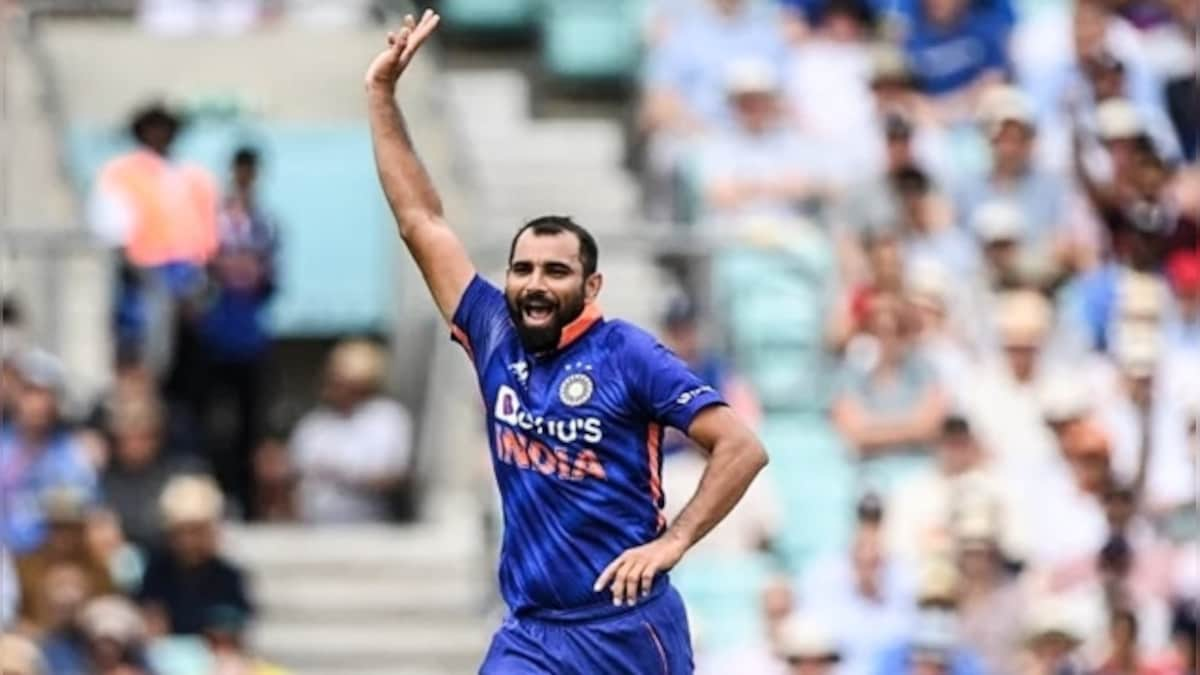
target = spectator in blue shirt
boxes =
[189,146,278,520]
[0,350,97,555]
[900,0,1008,103]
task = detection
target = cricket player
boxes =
[364,11,770,674]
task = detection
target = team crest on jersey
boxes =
[559,373,594,407]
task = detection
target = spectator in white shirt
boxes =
[289,340,413,523]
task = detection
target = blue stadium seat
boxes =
[539,0,646,83]
[438,0,541,35]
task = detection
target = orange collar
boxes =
[557,303,604,350]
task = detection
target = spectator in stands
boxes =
[962,291,1063,485]
[0,633,42,675]
[190,145,279,520]
[892,167,979,279]
[865,47,955,184]
[833,112,919,258]
[972,200,1030,293]
[697,59,825,226]
[906,262,975,405]
[91,103,218,372]
[802,506,914,675]
[773,614,843,675]
[1155,0,1197,161]
[953,510,1024,675]
[47,595,154,675]
[101,394,206,551]
[138,475,252,636]
[35,562,100,669]
[288,339,413,523]
[958,88,1073,273]
[782,0,877,185]
[831,293,948,494]
[700,578,796,674]
[899,0,1008,113]
[1092,608,1151,675]
[88,344,200,460]
[885,416,1016,566]
[639,0,787,221]
[1164,252,1199,351]
[201,605,290,675]
[14,489,113,634]
[827,232,905,352]
[1020,603,1088,675]
[0,350,97,554]
[873,559,985,675]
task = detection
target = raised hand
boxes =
[364,9,441,91]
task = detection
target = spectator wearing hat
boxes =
[14,488,114,633]
[1019,600,1089,675]
[1098,322,1197,511]
[885,416,1020,567]
[639,0,787,221]
[286,339,414,523]
[0,350,98,554]
[101,394,207,551]
[774,614,843,675]
[0,633,43,675]
[832,292,949,494]
[802,513,914,675]
[873,560,986,675]
[956,88,1072,261]
[953,510,1024,675]
[696,58,826,226]
[137,475,252,637]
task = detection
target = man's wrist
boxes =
[366,81,397,98]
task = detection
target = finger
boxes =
[609,560,633,606]
[623,560,643,606]
[386,30,396,46]
[403,13,417,29]
[401,13,440,62]
[640,561,657,598]
[594,556,623,593]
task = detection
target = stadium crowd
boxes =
[1,0,1197,673]
[643,0,1197,674]
[0,98,414,674]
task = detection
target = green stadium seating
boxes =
[539,0,646,84]
[438,0,541,35]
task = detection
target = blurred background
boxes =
[0,0,1196,674]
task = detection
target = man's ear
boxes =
[584,272,604,303]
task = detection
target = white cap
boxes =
[329,339,388,388]
[907,260,950,305]
[1096,99,1144,141]
[1112,322,1161,378]
[725,59,779,96]
[972,201,1026,242]
[995,290,1053,347]
[78,596,146,645]
[1025,598,1086,643]
[1037,372,1092,422]
[775,615,840,660]
[160,475,224,527]
[977,85,1034,136]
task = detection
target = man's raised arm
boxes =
[365,10,474,322]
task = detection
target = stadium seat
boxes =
[539,0,646,84]
[671,553,773,653]
[68,120,399,337]
[438,0,541,36]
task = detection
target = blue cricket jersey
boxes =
[451,275,726,620]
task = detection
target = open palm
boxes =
[364,9,441,90]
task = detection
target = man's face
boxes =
[937,431,977,474]
[506,230,598,353]
[924,0,966,25]
[16,385,57,434]
[169,521,217,566]
[1003,342,1039,381]
[886,134,914,171]
[233,161,257,193]
[991,123,1032,173]
[734,92,776,133]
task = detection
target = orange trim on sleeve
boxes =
[450,324,475,362]
[647,422,665,531]
[556,302,603,350]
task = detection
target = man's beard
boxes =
[506,289,585,354]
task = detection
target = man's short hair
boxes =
[232,146,260,167]
[509,216,599,277]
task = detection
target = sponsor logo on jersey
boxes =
[495,385,602,444]
[676,384,715,406]
[491,385,607,481]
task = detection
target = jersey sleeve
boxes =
[449,274,510,372]
[620,325,727,432]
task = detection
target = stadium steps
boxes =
[446,67,668,329]
[224,495,494,675]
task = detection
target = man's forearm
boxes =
[367,85,443,236]
[663,429,767,550]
